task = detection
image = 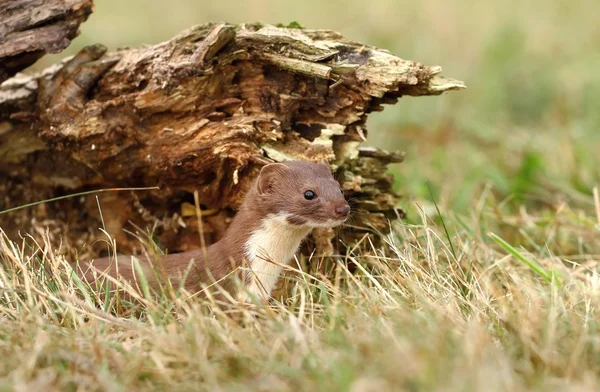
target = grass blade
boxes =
[426,181,458,260]
[69,267,96,308]
[488,232,562,285]
[0,187,159,216]
[132,257,152,301]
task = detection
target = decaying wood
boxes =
[0,0,94,83]
[0,22,465,261]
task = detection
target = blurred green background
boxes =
[38,0,600,215]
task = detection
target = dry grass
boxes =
[1,193,600,390]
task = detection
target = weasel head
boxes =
[254,161,351,229]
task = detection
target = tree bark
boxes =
[0,21,465,260]
[0,0,93,83]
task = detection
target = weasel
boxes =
[81,161,350,301]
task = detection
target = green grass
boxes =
[6,0,600,390]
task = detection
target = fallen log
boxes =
[0,21,465,262]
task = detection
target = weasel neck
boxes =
[240,213,311,300]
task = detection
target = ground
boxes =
[1,0,599,390]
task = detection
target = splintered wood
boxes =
[0,21,465,260]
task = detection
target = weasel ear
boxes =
[256,163,289,196]
[318,160,331,170]
[317,160,332,174]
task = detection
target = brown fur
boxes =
[79,161,350,299]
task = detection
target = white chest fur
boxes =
[242,213,311,300]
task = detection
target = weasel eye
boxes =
[304,190,316,200]
[340,188,344,195]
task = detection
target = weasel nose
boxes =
[335,204,351,217]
